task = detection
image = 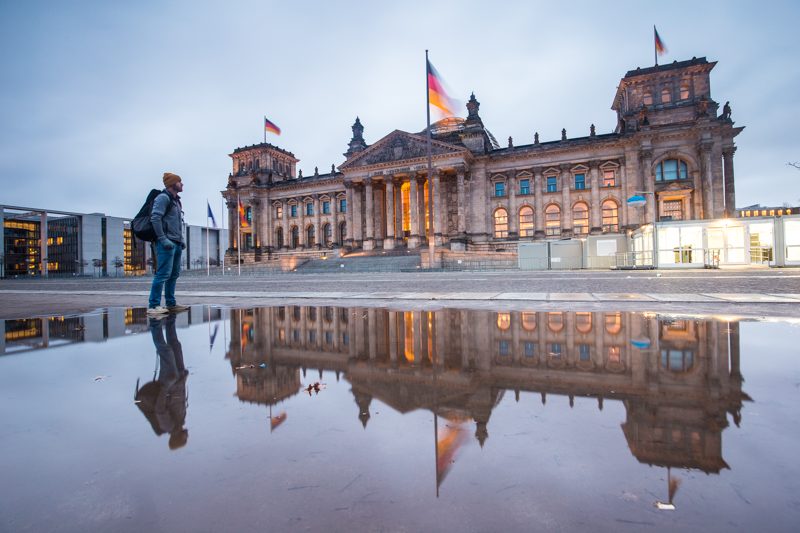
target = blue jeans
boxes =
[149,240,182,308]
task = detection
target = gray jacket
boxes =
[150,190,184,244]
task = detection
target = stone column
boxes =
[388,311,398,366]
[249,198,259,252]
[508,172,518,238]
[314,194,322,249]
[227,201,236,252]
[418,177,427,245]
[700,141,715,219]
[723,146,737,217]
[560,164,572,235]
[345,183,355,247]
[281,200,289,250]
[589,161,601,234]
[364,178,375,250]
[385,178,396,250]
[367,308,377,360]
[353,183,363,246]
[408,174,420,248]
[639,149,655,224]
[433,170,443,245]
[618,160,629,228]
[264,196,273,253]
[533,168,545,239]
[456,169,466,238]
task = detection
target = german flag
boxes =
[654,26,667,56]
[264,116,281,135]
[238,199,250,229]
[427,60,457,117]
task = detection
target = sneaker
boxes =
[167,304,190,313]
[147,306,170,316]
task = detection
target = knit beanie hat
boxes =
[163,172,182,187]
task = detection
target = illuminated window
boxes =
[494,208,508,238]
[605,312,622,334]
[545,205,561,236]
[643,91,653,106]
[601,200,619,233]
[547,312,564,332]
[608,346,621,363]
[276,205,283,219]
[521,312,537,331]
[661,88,672,104]
[602,169,616,187]
[661,200,684,221]
[575,312,592,334]
[573,203,589,235]
[680,84,690,100]
[496,312,511,331]
[519,206,534,237]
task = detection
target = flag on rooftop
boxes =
[207,200,217,228]
[264,116,281,135]
[427,59,458,117]
[654,26,667,56]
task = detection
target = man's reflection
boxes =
[135,315,189,450]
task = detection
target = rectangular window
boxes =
[276,206,283,219]
[322,201,330,214]
[524,341,535,358]
[574,173,586,190]
[661,200,683,221]
[339,199,346,213]
[602,170,616,187]
[245,207,252,224]
[290,205,297,217]
[495,182,506,197]
[579,344,591,361]
[519,179,530,195]
[546,176,558,193]
[306,203,314,216]
[498,340,510,356]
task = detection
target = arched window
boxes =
[572,202,589,235]
[339,221,346,245]
[291,226,299,249]
[496,312,511,331]
[322,223,332,246]
[521,312,537,331]
[547,312,564,332]
[656,159,689,181]
[545,204,561,236]
[306,225,316,247]
[519,206,534,237]
[604,312,622,334]
[494,208,508,238]
[661,88,672,104]
[601,200,619,233]
[575,312,593,334]
[276,227,284,249]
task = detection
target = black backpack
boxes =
[132,189,173,242]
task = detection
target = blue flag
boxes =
[207,201,217,228]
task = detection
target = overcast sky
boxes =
[1,0,798,226]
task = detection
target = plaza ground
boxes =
[2,268,799,319]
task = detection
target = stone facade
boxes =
[224,57,743,263]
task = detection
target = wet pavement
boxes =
[1,305,799,532]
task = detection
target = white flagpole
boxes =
[237,193,241,276]
[206,200,210,276]
[425,50,435,271]
[221,197,225,276]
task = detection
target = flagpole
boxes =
[425,50,435,271]
[221,197,225,276]
[237,193,241,276]
[263,116,266,144]
[206,200,210,276]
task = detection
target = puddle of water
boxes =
[1,306,799,532]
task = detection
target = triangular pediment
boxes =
[340,130,468,170]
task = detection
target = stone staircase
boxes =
[295,251,421,273]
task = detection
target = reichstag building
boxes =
[222,57,742,264]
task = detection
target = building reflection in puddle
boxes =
[226,306,750,503]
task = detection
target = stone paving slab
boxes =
[450,292,505,300]
[769,293,800,301]
[593,293,657,302]
[548,293,596,301]
[491,292,549,300]
[645,293,723,302]
[708,293,800,303]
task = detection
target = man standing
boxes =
[147,172,189,316]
